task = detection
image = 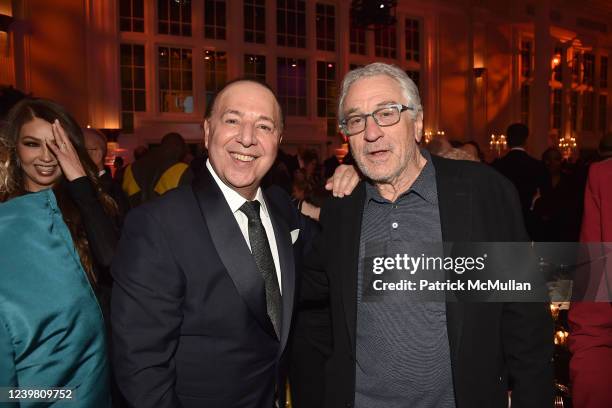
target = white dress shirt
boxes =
[206,160,282,293]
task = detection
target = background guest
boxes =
[121,132,193,206]
[492,123,551,238]
[532,148,585,241]
[83,128,129,224]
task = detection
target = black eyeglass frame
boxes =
[339,103,414,136]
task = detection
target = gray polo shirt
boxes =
[355,150,456,408]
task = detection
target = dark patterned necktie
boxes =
[239,200,281,339]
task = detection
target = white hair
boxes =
[338,62,422,122]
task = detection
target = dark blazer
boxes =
[492,148,551,215]
[302,155,554,408]
[111,168,298,408]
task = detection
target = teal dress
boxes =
[0,190,110,407]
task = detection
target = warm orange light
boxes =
[0,2,12,16]
[551,54,561,69]
[554,330,569,346]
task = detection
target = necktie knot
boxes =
[240,200,261,222]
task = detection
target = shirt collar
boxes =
[206,159,269,217]
[365,148,438,206]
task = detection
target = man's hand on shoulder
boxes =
[325,164,361,198]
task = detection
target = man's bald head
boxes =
[205,79,284,133]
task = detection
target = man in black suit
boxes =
[492,123,551,238]
[111,79,299,407]
[300,63,553,408]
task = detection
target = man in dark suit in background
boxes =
[492,123,551,238]
[112,79,298,407]
[300,63,553,408]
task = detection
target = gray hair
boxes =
[338,63,423,122]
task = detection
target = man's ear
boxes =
[414,111,424,143]
[203,119,210,149]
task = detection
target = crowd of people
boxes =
[0,62,610,408]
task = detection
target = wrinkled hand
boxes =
[46,120,86,181]
[325,164,360,198]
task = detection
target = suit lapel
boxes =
[192,169,276,338]
[264,195,296,355]
[432,155,471,364]
[341,182,366,352]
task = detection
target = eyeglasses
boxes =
[339,104,414,136]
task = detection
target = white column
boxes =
[86,0,121,129]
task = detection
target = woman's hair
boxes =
[0,134,10,200]
[2,98,117,285]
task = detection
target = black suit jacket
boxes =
[302,155,554,408]
[492,149,551,215]
[111,168,299,408]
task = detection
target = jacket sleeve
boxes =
[111,206,184,408]
[300,203,331,303]
[66,176,119,268]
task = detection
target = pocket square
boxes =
[290,229,300,244]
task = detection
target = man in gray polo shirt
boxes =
[300,63,553,408]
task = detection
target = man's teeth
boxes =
[231,153,255,162]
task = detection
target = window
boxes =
[520,84,530,125]
[120,0,144,32]
[406,70,420,90]
[204,0,226,40]
[158,0,191,36]
[349,13,366,55]
[277,57,307,116]
[405,18,420,62]
[570,91,578,130]
[572,51,583,84]
[349,63,364,70]
[583,53,595,86]
[203,50,227,107]
[244,54,266,82]
[120,44,146,132]
[375,25,396,59]
[520,39,533,79]
[599,95,608,133]
[277,0,306,48]
[599,94,607,132]
[316,3,335,51]
[158,47,193,113]
[551,89,562,130]
[244,0,265,43]
[317,61,337,136]
[601,56,608,88]
[582,91,594,131]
